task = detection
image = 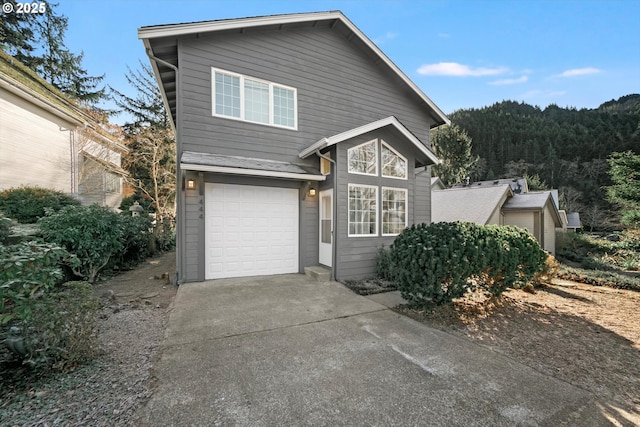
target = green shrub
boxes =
[4,281,99,370]
[388,222,548,306]
[38,205,125,282]
[376,246,394,280]
[119,192,155,213]
[112,214,154,268]
[0,214,10,244]
[0,241,78,325]
[0,187,80,223]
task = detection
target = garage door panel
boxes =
[205,183,299,279]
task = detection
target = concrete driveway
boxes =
[137,275,609,426]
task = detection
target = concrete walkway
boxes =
[137,274,608,426]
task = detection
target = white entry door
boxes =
[205,183,299,279]
[319,189,332,267]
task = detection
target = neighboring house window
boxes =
[348,140,378,176]
[104,172,120,193]
[381,141,407,179]
[382,187,407,235]
[212,68,297,129]
[348,184,377,236]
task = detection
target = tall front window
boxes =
[348,184,377,236]
[382,187,407,235]
[212,68,297,129]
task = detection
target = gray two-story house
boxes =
[139,11,449,283]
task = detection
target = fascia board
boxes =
[180,163,326,181]
[299,116,440,165]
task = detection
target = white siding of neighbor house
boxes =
[0,87,75,192]
[504,212,535,236]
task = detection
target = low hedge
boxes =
[387,222,548,306]
[0,187,80,224]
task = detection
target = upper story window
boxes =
[381,141,407,179]
[347,140,378,176]
[212,68,297,130]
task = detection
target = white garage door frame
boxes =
[204,183,299,279]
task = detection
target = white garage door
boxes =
[205,183,299,279]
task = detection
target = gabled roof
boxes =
[566,212,582,229]
[453,177,529,194]
[431,177,446,190]
[0,51,127,153]
[431,184,512,225]
[503,191,563,227]
[138,11,450,130]
[298,116,440,165]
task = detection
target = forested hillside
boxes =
[449,94,640,229]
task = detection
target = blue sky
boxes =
[55,0,640,121]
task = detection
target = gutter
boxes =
[145,49,183,286]
[316,149,337,282]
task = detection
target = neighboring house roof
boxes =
[0,51,127,153]
[503,191,563,227]
[454,178,529,194]
[431,184,512,225]
[431,177,446,190]
[181,151,326,181]
[299,116,439,165]
[82,152,129,177]
[566,212,582,229]
[138,11,450,131]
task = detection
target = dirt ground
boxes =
[395,279,640,424]
[93,253,178,309]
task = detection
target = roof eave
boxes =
[138,11,450,127]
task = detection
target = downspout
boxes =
[146,49,182,286]
[316,150,337,281]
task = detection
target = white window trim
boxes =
[381,186,408,236]
[347,139,378,177]
[211,67,298,130]
[381,140,408,180]
[348,183,378,237]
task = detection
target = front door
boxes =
[319,189,333,267]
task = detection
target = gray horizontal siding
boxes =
[177,23,437,164]
[334,130,417,281]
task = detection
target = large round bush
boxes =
[388,222,548,306]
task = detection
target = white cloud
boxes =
[521,89,567,99]
[555,67,602,77]
[374,32,398,44]
[489,76,529,86]
[417,62,508,77]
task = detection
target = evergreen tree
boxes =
[36,6,105,103]
[0,1,39,67]
[606,151,640,227]
[0,1,105,104]
[430,124,477,186]
[111,63,176,223]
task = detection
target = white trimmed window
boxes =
[212,68,297,129]
[381,141,407,179]
[382,187,407,235]
[348,184,377,236]
[347,140,378,176]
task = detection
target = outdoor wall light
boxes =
[187,179,196,190]
[308,188,316,197]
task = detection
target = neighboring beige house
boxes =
[0,51,127,209]
[431,178,563,254]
